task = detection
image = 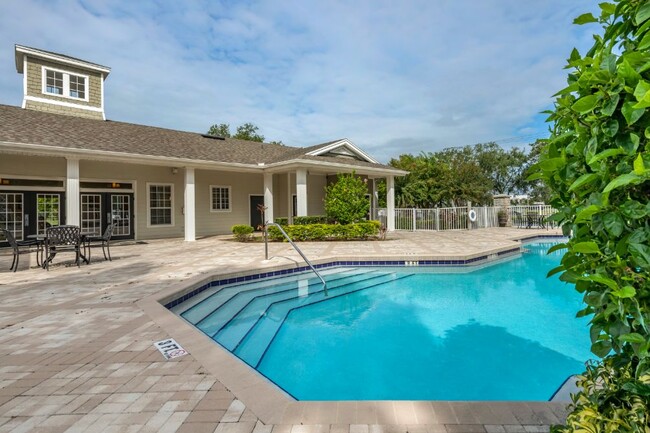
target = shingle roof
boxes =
[0,105,400,173]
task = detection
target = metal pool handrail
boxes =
[265,222,328,296]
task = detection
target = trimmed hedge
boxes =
[231,224,254,242]
[274,215,328,225]
[267,221,380,241]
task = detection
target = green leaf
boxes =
[569,47,580,62]
[621,101,645,125]
[622,381,650,396]
[639,32,650,50]
[588,148,625,165]
[571,95,599,113]
[568,173,599,192]
[603,212,625,237]
[546,265,565,278]
[630,243,650,268]
[599,2,615,14]
[576,205,601,222]
[636,3,650,25]
[573,241,601,254]
[601,93,620,116]
[621,201,647,219]
[633,153,645,174]
[601,118,619,136]
[538,157,566,171]
[583,274,618,290]
[603,172,643,193]
[574,12,598,24]
[611,286,636,298]
[616,133,640,154]
[547,243,568,254]
[591,340,612,357]
[553,83,578,97]
[618,60,642,85]
[619,332,645,343]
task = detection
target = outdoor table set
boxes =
[1,223,115,272]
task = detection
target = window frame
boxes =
[209,185,232,213]
[146,183,174,227]
[41,66,90,102]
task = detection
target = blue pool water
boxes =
[174,241,592,401]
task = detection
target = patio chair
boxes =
[1,228,41,272]
[84,223,116,263]
[44,225,81,270]
[513,211,525,229]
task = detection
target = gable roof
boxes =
[0,104,406,175]
[15,45,111,76]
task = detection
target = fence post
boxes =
[467,201,472,230]
[435,208,440,231]
[412,208,416,231]
[483,206,488,228]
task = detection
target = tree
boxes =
[205,122,269,143]
[324,172,370,224]
[532,2,650,430]
[207,123,231,138]
[234,123,264,142]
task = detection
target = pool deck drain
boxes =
[0,228,569,432]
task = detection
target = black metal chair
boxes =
[84,223,116,263]
[1,228,41,272]
[44,225,81,270]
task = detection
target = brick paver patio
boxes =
[0,228,569,432]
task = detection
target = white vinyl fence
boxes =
[374,205,555,232]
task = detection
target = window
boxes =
[45,70,63,95]
[42,67,88,100]
[148,184,173,226]
[210,186,231,212]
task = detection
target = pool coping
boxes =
[138,234,569,425]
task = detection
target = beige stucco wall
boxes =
[0,154,66,178]
[307,173,326,215]
[194,169,263,236]
[24,56,103,120]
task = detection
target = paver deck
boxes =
[0,228,571,433]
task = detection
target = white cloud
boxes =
[0,0,599,162]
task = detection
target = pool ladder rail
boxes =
[264,222,328,296]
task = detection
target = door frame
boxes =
[248,194,265,230]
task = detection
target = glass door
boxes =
[110,194,132,237]
[36,193,61,235]
[81,194,102,236]
[0,193,24,241]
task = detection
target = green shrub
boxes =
[267,221,380,241]
[293,215,328,225]
[533,1,650,430]
[324,172,370,224]
[231,224,254,242]
[274,217,289,225]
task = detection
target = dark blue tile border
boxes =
[164,235,561,309]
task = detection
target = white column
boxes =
[387,175,395,231]
[65,158,80,226]
[371,178,378,219]
[184,167,195,242]
[287,172,293,224]
[296,169,308,217]
[264,173,274,223]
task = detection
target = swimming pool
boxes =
[171,240,591,401]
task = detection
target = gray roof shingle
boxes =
[0,104,399,172]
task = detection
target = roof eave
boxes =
[0,141,263,172]
[15,45,111,76]
[264,158,408,177]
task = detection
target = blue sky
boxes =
[0,0,599,162]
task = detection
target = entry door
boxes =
[249,195,265,231]
[0,192,25,243]
[80,193,134,239]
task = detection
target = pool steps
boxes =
[176,268,412,368]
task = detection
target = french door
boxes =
[0,191,64,242]
[80,193,134,240]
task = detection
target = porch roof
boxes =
[0,104,406,176]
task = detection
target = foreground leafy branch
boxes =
[532,1,650,430]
